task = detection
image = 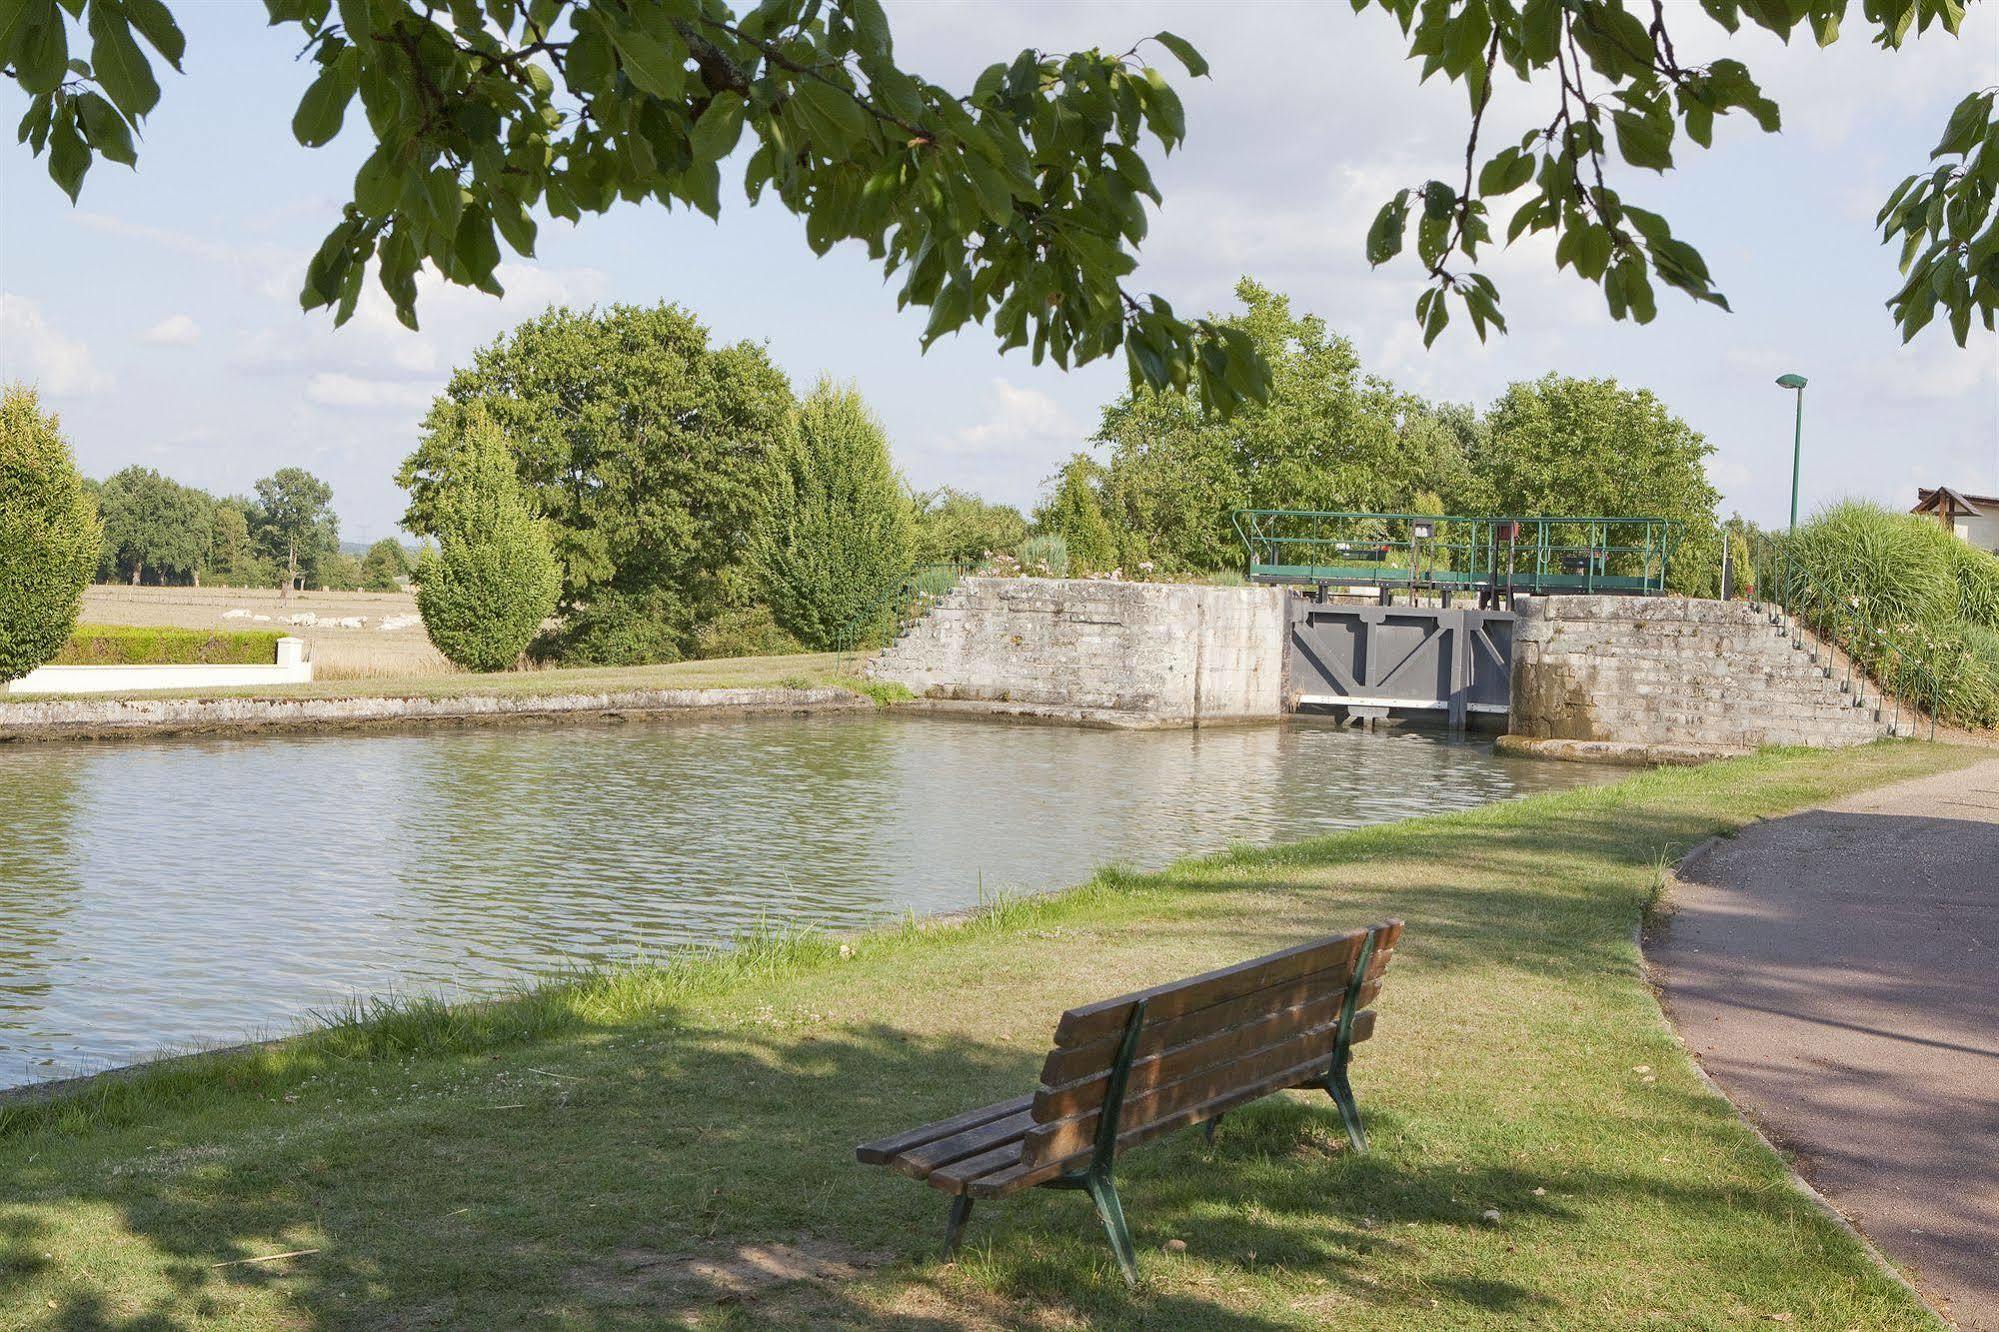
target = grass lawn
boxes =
[1,743,1975,1330]
[0,651,848,705]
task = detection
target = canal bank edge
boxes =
[0,684,871,742]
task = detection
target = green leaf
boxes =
[690,91,745,164]
[121,0,182,68]
[453,204,503,293]
[13,2,67,96]
[290,49,355,147]
[846,0,891,59]
[74,88,134,163]
[1612,110,1671,171]
[793,78,870,152]
[353,141,403,217]
[1366,190,1410,265]
[87,0,161,118]
[610,23,685,99]
[47,99,90,201]
[0,0,44,61]
[1151,31,1208,78]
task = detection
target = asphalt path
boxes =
[1656,758,1999,1330]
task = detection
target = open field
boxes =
[80,584,450,679]
[0,742,1976,1330]
[37,585,842,703]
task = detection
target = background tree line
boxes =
[398,286,1726,673]
[87,465,412,595]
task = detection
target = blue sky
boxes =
[2,1,1994,543]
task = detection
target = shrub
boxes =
[1944,538,1999,629]
[756,379,914,650]
[694,604,805,660]
[413,406,560,673]
[0,385,101,683]
[54,625,282,666]
[1789,500,1953,628]
[1018,534,1070,577]
[534,585,688,666]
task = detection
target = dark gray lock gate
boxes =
[1286,601,1514,729]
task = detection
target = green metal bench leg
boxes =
[1081,1169,1140,1287]
[941,1194,974,1260]
[1325,1058,1367,1153]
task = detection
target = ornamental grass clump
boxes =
[1789,499,1999,729]
[0,385,102,684]
[414,405,559,674]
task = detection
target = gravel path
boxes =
[1656,757,1999,1329]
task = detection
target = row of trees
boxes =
[88,464,411,594]
[1032,280,1723,593]
[396,288,1726,673]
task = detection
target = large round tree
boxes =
[414,404,560,673]
[399,303,796,660]
[0,385,102,683]
[756,379,912,650]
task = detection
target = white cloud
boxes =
[304,372,434,413]
[142,314,201,347]
[0,292,113,395]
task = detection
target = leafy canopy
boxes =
[1477,373,1723,595]
[251,466,339,590]
[5,0,1267,414]
[1357,0,1997,347]
[1093,278,1470,572]
[96,464,211,585]
[400,302,794,644]
[1033,455,1119,575]
[414,403,560,672]
[0,384,102,682]
[755,378,912,651]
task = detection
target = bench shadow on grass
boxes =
[11,798,1758,1330]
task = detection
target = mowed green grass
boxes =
[1,743,1975,1330]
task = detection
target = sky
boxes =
[2,1,1995,544]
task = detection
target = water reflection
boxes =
[0,713,1619,1088]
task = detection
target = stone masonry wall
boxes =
[1510,595,1900,751]
[869,578,1288,725]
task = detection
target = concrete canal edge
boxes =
[0,685,872,743]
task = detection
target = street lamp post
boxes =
[1776,373,1808,532]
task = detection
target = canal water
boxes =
[0,713,1621,1090]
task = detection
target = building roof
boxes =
[1913,486,1999,517]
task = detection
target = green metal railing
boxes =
[833,562,977,674]
[1730,524,1939,740]
[1231,510,1680,596]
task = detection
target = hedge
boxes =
[52,625,284,666]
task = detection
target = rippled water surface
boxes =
[0,713,1622,1088]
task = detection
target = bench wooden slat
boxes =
[1051,929,1370,1048]
[1038,956,1388,1088]
[1024,1010,1378,1164]
[890,1109,1035,1180]
[854,1092,1033,1165]
[1031,983,1381,1121]
[925,1139,1028,1195]
[964,1026,1378,1199]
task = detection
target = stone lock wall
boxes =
[1509,596,1899,753]
[869,578,1288,725]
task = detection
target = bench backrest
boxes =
[1019,921,1402,1170]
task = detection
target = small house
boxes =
[1911,487,1999,554]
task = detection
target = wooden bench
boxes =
[855,920,1402,1284]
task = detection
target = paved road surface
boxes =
[1656,758,1999,1330]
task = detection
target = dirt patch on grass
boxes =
[572,1238,891,1316]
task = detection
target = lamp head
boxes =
[1775,373,1808,390]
